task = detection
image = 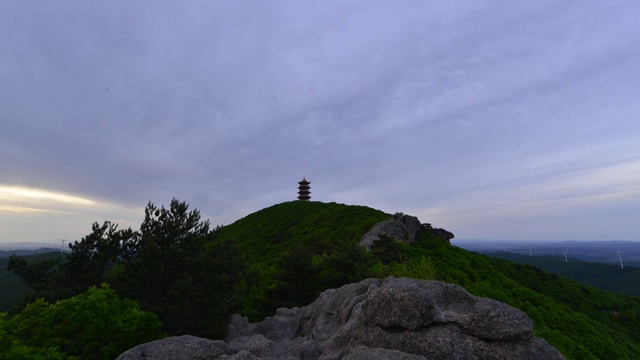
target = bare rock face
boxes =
[431,227,455,243]
[359,213,424,248]
[117,278,565,360]
[359,213,454,248]
[116,335,228,360]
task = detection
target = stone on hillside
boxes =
[117,278,565,360]
[432,227,455,243]
[358,213,455,248]
[359,213,424,248]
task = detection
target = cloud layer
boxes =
[2,0,640,243]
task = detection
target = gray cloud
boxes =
[1,0,640,242]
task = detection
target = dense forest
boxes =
[486,251,640,296]
[3,200,640,359]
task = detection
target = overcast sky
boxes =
[2,1,640,245]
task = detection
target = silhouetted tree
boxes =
[8,198,244,339]
[116,199,243,338]
[7,255,63,306]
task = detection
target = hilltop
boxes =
[216,201,390,264]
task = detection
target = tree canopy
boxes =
[8,199,244,339]
[0,284,163,360]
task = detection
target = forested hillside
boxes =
[487,252,640,296]
[0,252,62,311]
[3,200,640,359]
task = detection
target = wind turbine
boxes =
[616,251,624,269]
[60,239,66,254]
[563,249,568,263]
[552,247,555,256]
[529,248,532,257]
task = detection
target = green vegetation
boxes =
[419,241,640,359]
[486,252,640,296]
[4,200,640,359]
[3,199,243,358]
[0,252,62,312]
[0,284,163,360]
[215,201,389,318]
[216,201,389,264]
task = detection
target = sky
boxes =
[1,1,640,245]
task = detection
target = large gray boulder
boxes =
[117,278,565,360]
[431,227,455,243]
[359,213,424,248]
[359,213,454,248]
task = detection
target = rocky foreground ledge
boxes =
[117,277,565,360]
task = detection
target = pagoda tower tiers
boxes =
[297,178,311,201]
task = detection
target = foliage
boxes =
[487,252,640,296]
[262,236,376,315]
[7,254,64,308]
[6,200,640,360]
[410,235,640,360]
[369,235,410,264]
[371,255,436,280]
[215,201,389,320]
[63,221,137,295]
[8,199,244,339]
[0,252,62,312]
[0,314,68,360]
[112,200,243,338]
[217,201,389,264]
[0,284,163,360]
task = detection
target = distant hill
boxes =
[0,248,62,258]
[485,252,640,296]
[455,239,640,264]
[0,242,63,251]
[0,251,64,311]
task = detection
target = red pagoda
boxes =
[297,178,311,201]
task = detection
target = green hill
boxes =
[214,201,390,317]
[217,200,389,264]
[485,252,640,296]
[215,201,640,360]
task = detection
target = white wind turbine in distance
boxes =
[616,250,624,269]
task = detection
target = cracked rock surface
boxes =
[117,277,565,360]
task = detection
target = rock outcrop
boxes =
[116,335,229,360]
[117,277,565,360]
[359,213,454,248]
[358,213,423,248]
[431,227,455,243]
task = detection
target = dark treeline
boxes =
[8,199,243,339]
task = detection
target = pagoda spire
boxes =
[297,177,311,201]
